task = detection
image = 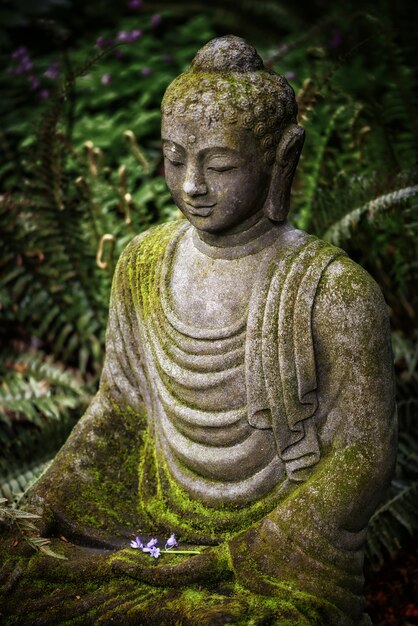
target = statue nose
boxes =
[183,168,207,196]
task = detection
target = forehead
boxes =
[161,114,257,153]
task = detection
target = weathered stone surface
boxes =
[0,35,396,625]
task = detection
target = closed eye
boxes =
[206,165,237,172]
[164,155,185,167]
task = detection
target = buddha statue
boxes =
[0,36,396,626]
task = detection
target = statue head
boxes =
[161,35,305,232]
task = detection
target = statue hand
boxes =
[111,543,233,587]
[228,521,286,595]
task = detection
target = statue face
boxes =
[161,114,272,233]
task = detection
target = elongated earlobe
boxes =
[263,125,305,222]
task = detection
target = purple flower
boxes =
[285,71,296,81]
[101,73,112,85]
[148,546,161,558]
[117,30,130,42]
[96,36,113,49]
[45,61,60,80]
[28,75,41,90]
[130,536,143,549]
[329,30,342,49]
[128,0,143,9]
[165,534,178,550]
[38,89,49,100]
[141,67,153,77]
[151,14,162,29]
[129,29,142,42]
[21,58,33,72]
[11,46,29,60]
[142,538,160,558]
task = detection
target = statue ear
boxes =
[263,124,305,222]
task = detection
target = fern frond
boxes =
[322,185,418,246]
[366,480,418,568]
[0,459,51,502]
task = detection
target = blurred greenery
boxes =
[0,0,417,569]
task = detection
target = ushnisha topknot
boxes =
[162,35,298,164]
[190,35,264,73]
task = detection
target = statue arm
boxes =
[25,234,150,544]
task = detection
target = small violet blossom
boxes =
[101,73,112,85]
[128,0,143,9]
[165,534,178,550]
[129,535,178,559]
[96,36,113,49]
[285,71,296,81]
[147,546,161,558]
[117,29,142,43]
[151,14,162,29]
[329,30,343,49]
[11,46,29,60]
[130,536,143,549]
[142,538,158,551]
[142,67,153,77]
[28,75,41,90]
[45,61,60,80]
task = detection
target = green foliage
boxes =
[366,378,418,568]
[0,497,67,559]
[0,348,87,481]
[0,460,51,502]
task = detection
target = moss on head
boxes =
[162,36,298,164]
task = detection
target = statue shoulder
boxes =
[116,219,188,274]
[314,252,390,344]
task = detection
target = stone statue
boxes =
[0,36,397,626]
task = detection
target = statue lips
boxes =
[185,202,216,217]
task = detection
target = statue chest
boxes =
[168,236,267,329]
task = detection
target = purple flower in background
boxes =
[101,73,112,85]
[151,14,162,29]
[165,534,178,550]
[38,89,49,100]
[329,30,343,49]
[142,67,153,77]
[28,75,41,90]
[285,71,296,81]
[129,29,142,42]
[128,0,143,9]
[117,29,142,43]
[117,30,130,42]
[11,46,29,60]
[130,536,143,549]
[96,36,114,49]
[45,61,60,80]
[20,58,33,72]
